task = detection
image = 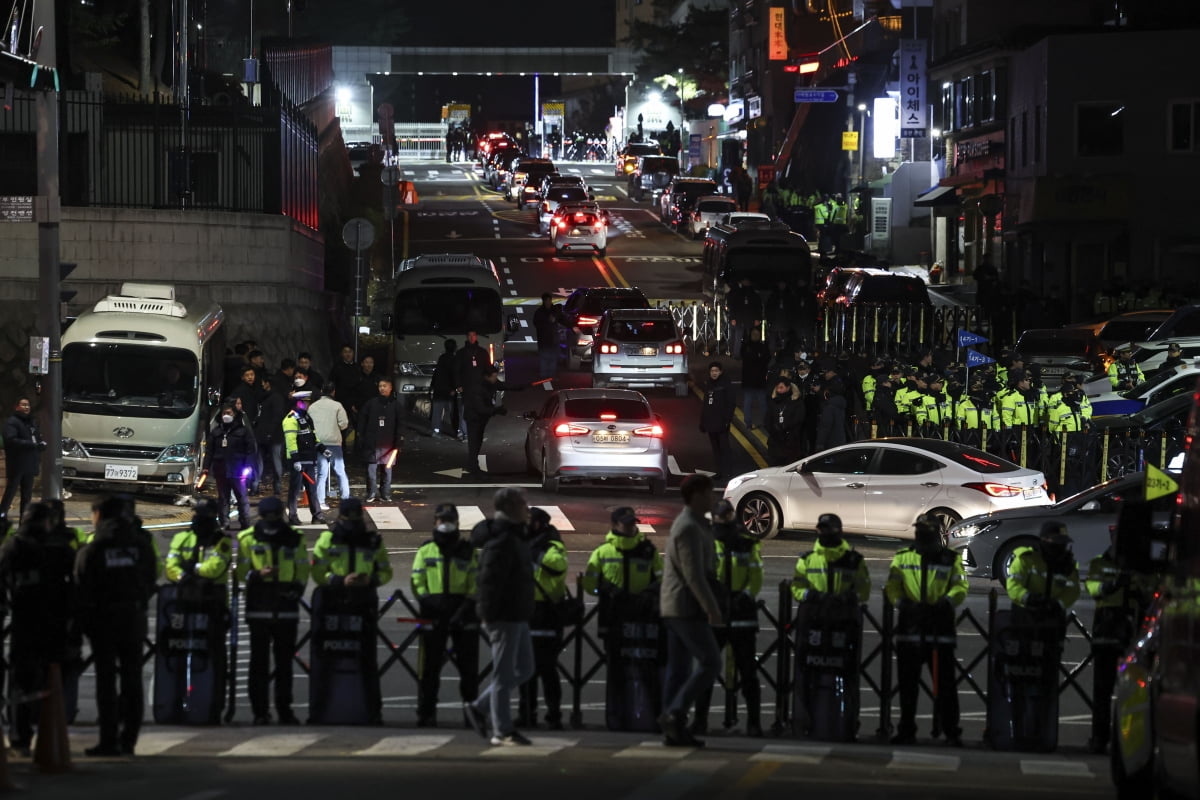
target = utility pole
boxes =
[33,0,62,499]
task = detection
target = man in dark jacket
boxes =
[814,380,849,452]
[1,396,44,521]
[329,344,362,398]
[254,376,286,496]
[202,401,258,529]
[765,378,806,465]
[346,355,382,426]
[226,365,262,425]
[533,293,570,380]
[454,331,494,444]
[356,377,404,502]
[463,366,522,477]
[75,495,158,756]
[463,488,536,746]
[724,278,761,358]
[740,328,772,429]
[699,362,736,481]
[431,340,466,439]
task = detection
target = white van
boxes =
[385,254,519,402]
[60,283,225,493]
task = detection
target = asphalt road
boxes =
[33,160,1117,798]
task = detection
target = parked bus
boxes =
[60,283,225,494]
[701,221,812,298]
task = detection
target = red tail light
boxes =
[961,482,1024,498]
[556,219,568,230]
[577,315,600,326]
[664,342,684,355]
[599,413,617,420]
[554,423,590,437]
[598,341,619,354]
[634,424,665,438]
[594,221,605,231]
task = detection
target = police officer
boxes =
[791,513,870,606]
[1156,342,1186,374]
[1046,379,1089,433]
[166,498,232,587]
[1006,521,1081,619]
[692,499,764,737]
[202,402,258,530]
[411,503,479,728]
[0,502,77,755]
[915,373,950,436]
[871,365,906,437]
[885,516,968,747]
[1107,344,1145,391]
[582,507,663,635]
[519,506,569,730]
[282,392,324,525]
[954,376,999,449]
[893,368,924,431]
[75,495,158,756]
[46,499,88,724]
[236,495,309,726]
[310,497,392,724]
[860,356,888,413]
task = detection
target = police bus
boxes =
[60,283,225,494]
[700,221,812,299]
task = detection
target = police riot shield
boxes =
[985,608,1062,752]
[308,585,381,725]
[792,597,862,742]
[604,601,664,732]
[153,581,227,724]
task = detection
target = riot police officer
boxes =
[1006,521,1081,620]
[519,506,569,730]
[165,498,232,587]
[282,392,324,526]
[791,514,870,606]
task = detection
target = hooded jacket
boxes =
[765,382,806,465]
[791,538,870,604]
[700,372,736,433]
[470,513,534,624]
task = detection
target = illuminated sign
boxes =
[899,39,927,139]
[769,7,787,61]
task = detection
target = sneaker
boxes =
[463,701,489,739]
[490,731,532,746]
[287,515,302,526]
[658,711,683,745]
[381,494,393,502]
[365,494,380,503]
[252,715,271,726]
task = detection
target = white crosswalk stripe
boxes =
[353,734,453,757]
[749,744,830,764]
[135,731,201,756]
[366,503,651,534]
[1020,760,1095,777]
[887,751,961,771]
[366,506,413,530]
[220,733,326,757]
[613,741,695,759]
[482,736,578,756]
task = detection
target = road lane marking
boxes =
[367,506,412,530]
[887,751,961,771]
[136,731,201,756]
[352,735,453,756]
[220,734,325,757]
[1020,760,1094,777]
[481,736,578,757]
[749,744,830,764]
[603,255,631,288]
[613,741,696,759]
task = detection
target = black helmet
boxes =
[193,498,220,519]
[434,503,459,522]
[338,497,365,521]
[713,499,735,519]
[1039,520,1070,544]
[816,513,843,534]
[529,506,551,528]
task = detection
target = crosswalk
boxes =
[100,728,1101,778]
[363,504,657,535]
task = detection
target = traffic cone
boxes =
[33,662,72,774]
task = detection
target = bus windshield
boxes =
[63,342,199,419]
[394,287,503,335]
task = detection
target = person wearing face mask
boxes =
[236,496,309,726]
[282,392,324,525]
[202,401,258,530]
[792,514,870,606]
[1007,521,1080,619]
[765,377,806,466]
[885,516,968,747]
[1046,376,1089,434]
[157,498,232,723]
[411,503,480,728]
[517,506,570,730]
[871,366,906,437]
[954,376,999,451]
[309,497,392,724]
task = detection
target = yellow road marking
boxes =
[691,384,768,470]
[603,255,631,288]
[591,256,617,288]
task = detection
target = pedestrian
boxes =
[356,377,404,502]
[1,397,44,522]
[765,279,800,354]
[329,344,362,398]
[201,401,258,530]
[691,499,764,738]
[813,380,848,452]
[658,473,723,748]
[724,278,761,358]
[347,355,382,425]
[272,358,298,399]
[246,350,270,390]
[765,377,806,466]
[872,367,907,437]
[254,376,285,496]
[885,516,968,747]
[0,502,77,755]
[463,488,536,747]
[310,382,352,510]
[740,327,771,429]
[236,496,309,726]
[75,495,158,755]
[431,340,466,439]
[463,365,518,477]
[295,352,324,393]
[699,361,736,482]
[226,365,262,427]
[533,293,570,380]
[734,166,753,212]
[518,506,569,730]
[282,392,324,525]
[411,503,480,728]
[455,330,494,444]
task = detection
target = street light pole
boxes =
[677,68,685,169]
[857,103,867,187]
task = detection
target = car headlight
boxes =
[62,437,84,457]
[947,520,998,541]
[724,473,756,493]
[158,443,196,463]
[397,362,419,375]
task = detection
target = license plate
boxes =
[105,464,139,481]
[639,346,657,356]
[592,433,630,444]
[1041,368,1065,376]
[570,227,583,235]
[1022,487,1042,499]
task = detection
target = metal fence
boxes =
[393,123,450,160]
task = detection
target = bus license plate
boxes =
[105,464,139,481]
[592,433,630,444]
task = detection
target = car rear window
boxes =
[581,293,650,314]
[607,318,678,342]
[548,187,589,203]
[850,278,930,305]
[1099,319,1165,343]
[641,157,678,173]
[564,398,651,420]
[697,199,737,212]
[914,440,1023,473]
[561,211,600,226]
[676,182,718,198]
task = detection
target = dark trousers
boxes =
[895,642,960,738]
[663,618,722,718]
[519,629,564,723]
[693,626,761,728]
[1091,645,1121,746]
[88,614,147,750]
[417,624,480,720]
[465,415,489,472]
[8,643,41,746]
[214,467,251,528]
[287,462,319,520]
[707,430,732,478]
[0,469,34,519]
[247,619,298,717]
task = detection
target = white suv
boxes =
[592,308,689,397]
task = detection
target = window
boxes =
[978,71,995,123]
[564,398,651,420]
[1169,101,1200,152]
[606,318,678,343]
[1077,103,1125,157]
[875,449,939,475]
[805,447,876,475]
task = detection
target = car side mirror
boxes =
[1080,500,1100,512]
[589,192,596,201]
[381,313,393,334]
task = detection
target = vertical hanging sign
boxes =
[900,39,927,139]
[769,7,787,61]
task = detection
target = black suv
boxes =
[629,155,679,201]
[558,286,651,369]
[659,177,719,231]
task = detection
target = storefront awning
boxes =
[913,184,958,207]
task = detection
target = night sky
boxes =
[402,3,616,47]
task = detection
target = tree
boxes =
[292,0,412,45]
[624,7,728,116]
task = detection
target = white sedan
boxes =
[687,195,738,239]
[723,438,1051,540]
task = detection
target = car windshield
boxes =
[581,293,649,314]
[564,398,651,420]
[697,199,737,213]
[1101,318,1166,343]
[607,318,677,342]
[394,287,503,335]
[641,157,677,174]
[726,248,810,287]
[1121,367,1180,398]
[63,343,199,419]
[1128,393,1191,426]
[547,187,589,204]
[626,143,660,156]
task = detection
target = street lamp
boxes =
[930,127,941,162]
[857,103,868,186]
[677,68,686,169]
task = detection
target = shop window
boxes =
[1077,103,1125,157]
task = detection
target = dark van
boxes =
[701,222,812,297]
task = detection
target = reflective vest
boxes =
[1108,359,1144,389]
[716,532,763,627]
[955,397,999,431]
[999,388,1039,428]
[532,538,569,603]
[1006,546,1081,609]
[861,374,878,409]
[830,200,848,224]
[1085,550,1152,648]
[282,410,318,462]
[236,523,310,618]
[1046,400,1085,433]
[85,524,163,579]
[582,531,663,596]
[411,539,477,599]
[791,540,870,603]
[884,546,969,644]
[915,390,950,427]
[894,386,922,419]
[813,202,832,225]
[311,526,393,587]
[165,529,232,584]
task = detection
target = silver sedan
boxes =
[523,388,668,494]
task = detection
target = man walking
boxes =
[659,473,723,748]
[533,293,570,380]
[699,362,736,482]
[309,382,352,510]
[1,397,44,522]
[463,488,536,746]
[356,377,404,502]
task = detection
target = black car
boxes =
[558,286,651,369]
[659,177,719,231]
[1089,391,1191,479]
[628,155,679,201]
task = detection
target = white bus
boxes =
[60,283,225,494]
